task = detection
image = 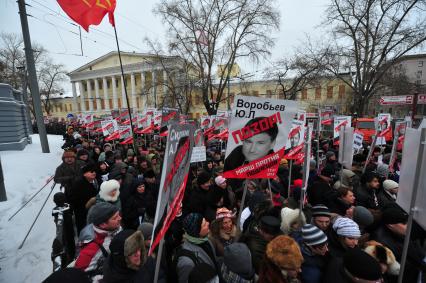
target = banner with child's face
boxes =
[223,95,298,179]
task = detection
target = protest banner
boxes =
[137,113,151,129]
[223,95,298,179]
[333,116,351,144]
[190,146,207,163]
[353,131,364,151]
[284,119,305,160]
[201,116,212,129]
[101,118,118,137]
[119,125,132,139]
[338,126,354,169]
[376,113,392,145]
[149,123,195,256]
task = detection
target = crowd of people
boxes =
[42,124,426,283]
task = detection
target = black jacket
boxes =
[355,185,380,210]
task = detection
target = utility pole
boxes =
[17,0,50,153]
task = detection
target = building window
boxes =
[315,87,321,99]
[83,84,87,92]
[109,99,113,109]
[419,61,424,67]
[338,85,345,99]
[327,86,333,98]
[107,81,111,89]
[69,104,72,111]
[266,90,272,98]
[64,104,67,112]
[417,70,422,78]
[252,90,259,96]
[302,88,307,100]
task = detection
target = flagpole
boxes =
[113,25,136,152]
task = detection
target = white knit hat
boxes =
[99,179,120,202]
[383,180,398,191]
[280,207,306,234]
[333,217,361,238]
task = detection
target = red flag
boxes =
[57,0,116,31]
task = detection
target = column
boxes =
[86,80,94,111]
[141,72,146,109]
[103,77,110,111]
[111,76,118,109]
[71,81,78,112]
[78,81,86,112]
[130,73,137,110]
[121,75,127,109]
[152,71,157,108]
[94,79,101,112]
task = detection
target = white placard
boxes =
[190,146,207,163]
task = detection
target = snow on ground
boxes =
[0,135,65,283]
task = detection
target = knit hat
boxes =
[216,208,234,220]
[87,202,120,226]
[332,217,361,238]
[311,204,332,218]
[62,150,76,159]
[183,213,204,237]
[383,180,398,191]
[352,206,374,228]
[382,206,408,225]
[144,169,156,179]
[42,268,90,283]
[99,179,120,202]
[138,222,154,240]
[364,240,400,275]
[259,215,281,236]
[127,148,135,157]
[302,224,327,246]
[103,143,112,150]
[197,171,211,186]
[214,175,226,186]
[266,235,303,270]
[82,163,97,174]
[223,243,255,279]
[375,164,389,178]
[280,207,306,234]
[343,248,382,281]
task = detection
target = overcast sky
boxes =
[1,0,330,95]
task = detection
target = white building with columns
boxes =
[68,51,184,115]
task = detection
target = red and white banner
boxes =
[223,95,297,179]
[333,116,351,140]
[379,95,413,105]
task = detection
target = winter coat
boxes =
[176,239,218,283]
[209,219,240,257]
[186,186,217,222]
[307,179,335,207]
[75,224,121,277]
[299,243,329,283]
[54,160,85,195]
[69,177,99,233]
[371,225,426,283]
[355,185,380,210]
[377,189,396,208]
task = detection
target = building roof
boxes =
[68,51,179,75]
[396,53,426,62]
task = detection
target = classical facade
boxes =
[46,52,354,118]
[67,51,184,115]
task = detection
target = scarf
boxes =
[183,233,209,245]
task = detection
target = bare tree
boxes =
[144,39,198,114]
[306,0,426,115]
[38,60,67,115]
[267,54,326,100]
[154,0,280,115]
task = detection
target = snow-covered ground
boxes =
[0,135,64,283]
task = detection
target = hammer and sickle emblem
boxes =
[96,0,112,9]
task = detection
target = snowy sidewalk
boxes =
[0,135,64,282]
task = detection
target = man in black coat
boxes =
[69,163,99,234]
[307,166,336,207]
[54,150,85,201]
[371,205,426,283]
[186,171,217,222]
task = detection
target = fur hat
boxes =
[266,235,303,270]
[332,217,361,238]
[99,179,120,202]
[280,207,306,234]
[62,150,75,159]
[109,230,146,270]
[364,240,400,275]
[383,180,398,191]
[87,202,119,226]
